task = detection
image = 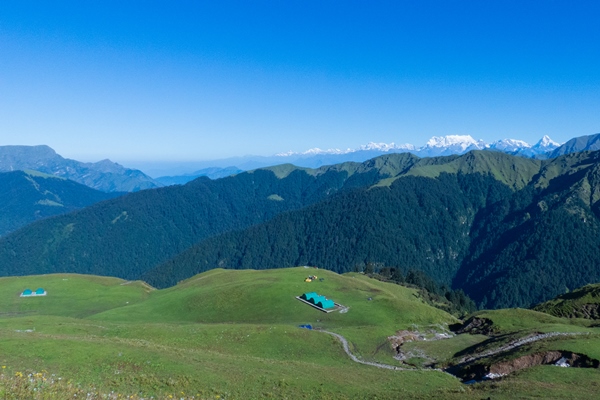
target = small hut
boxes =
[20,288,47,297]
[300,292,335,309]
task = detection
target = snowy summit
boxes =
[275,134,561,159]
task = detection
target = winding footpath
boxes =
[320,330,442,372]
[318,329,587,373]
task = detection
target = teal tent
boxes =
[316,298,335,309]
[21,289,33,297]
[301,292,318,302]
[300,292,335,309]
[35,288,46,295]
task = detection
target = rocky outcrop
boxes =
[450,317,496,335]
[489,350,599,376]
[449,350,599,381]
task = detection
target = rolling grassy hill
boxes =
[533,283,600,319]
[0,268,598,399]
[0,268,466,399]
[0,273,152,318]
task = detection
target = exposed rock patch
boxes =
[450,317,496,335]
[450,350,599,381]
[579,303,600,319]
[388,328,453,365]
[490,350,599,376]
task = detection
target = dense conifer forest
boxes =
[3,150,600,309]
[0,170,119,236]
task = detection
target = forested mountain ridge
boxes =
[0,170,120,236]
[0,154,427,279]
[455,150,600,308]
[143,171,514,288]
[144,150,600,309]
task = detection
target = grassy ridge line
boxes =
[383,151,542,189]
[92,268,459,366]
[0,274,152,319]
[533,283,600,318]
[0,270,598,398]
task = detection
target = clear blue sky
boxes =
[1,1,599,163]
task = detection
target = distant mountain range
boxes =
[153,135,563,180]
[4,134,599,189]
[155,166,243,186]
[0,145,161,192]
[277,134,560,158]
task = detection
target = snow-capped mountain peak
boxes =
[275,147,352,157]
[274,134,561,160]
[425,135,479,149]
[358,142,415,152]
[533,135,560,150]
[489,139,532,152]
[418,135,486,157]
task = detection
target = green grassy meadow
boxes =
[0,268,598,399]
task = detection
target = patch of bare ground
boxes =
[489,350,599,376]
[449,316,496,335]
[449,350,599,381]
[388,328,453,366]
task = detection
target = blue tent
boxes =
[21,289,33,297]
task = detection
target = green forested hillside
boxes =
[455,151,600,308]
[143,172,513,287]
[0,170,119,236]
[0,154,423,279]
[145,150,600,309]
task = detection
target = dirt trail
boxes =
[319,330,443,372]
[318,329,587,376]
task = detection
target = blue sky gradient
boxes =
[1,1,599,163]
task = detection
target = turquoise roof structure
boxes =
[22,289,32,296]
[300,292,335,309]
[35,288,45,295]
